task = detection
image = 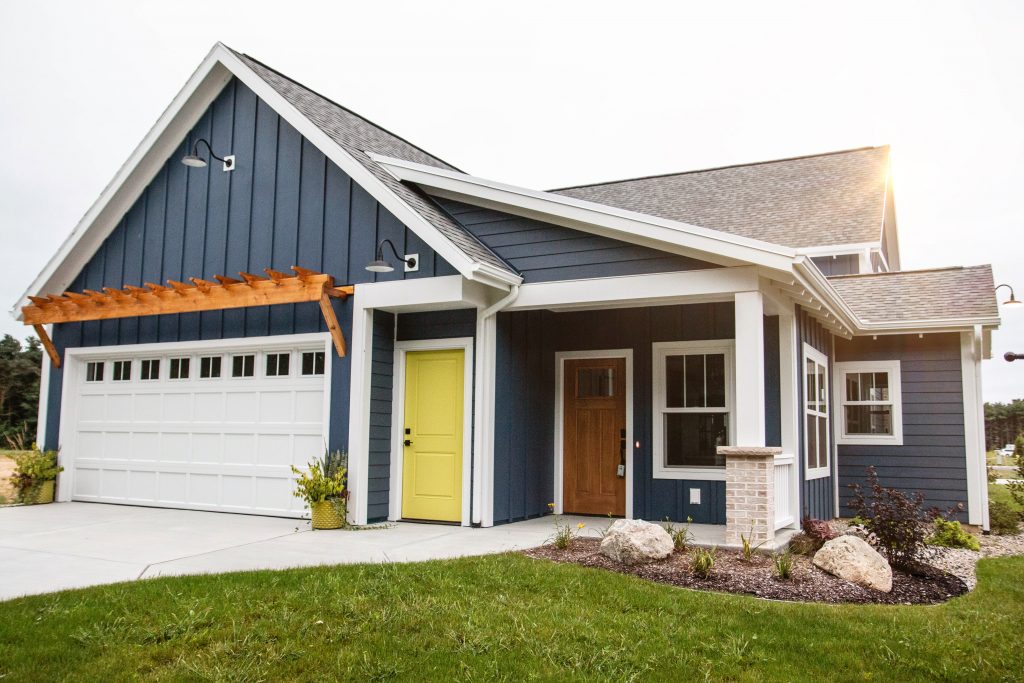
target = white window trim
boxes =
[833,360,903,446]
[652,340,735,481]
[803,343,830,480]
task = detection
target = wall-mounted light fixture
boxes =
[181,138,235,172]
[365,239,417,273]
[995,283,1022,307]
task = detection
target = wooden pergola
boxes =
[22,266,353,368]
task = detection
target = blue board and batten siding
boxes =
[436,198,718,282]
[43,77,454,452]
[798,307,835,521]
[492,304,784,525]
[835,333,969,519]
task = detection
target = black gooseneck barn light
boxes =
[996,283,1022,307]
[181,138,235,171]
[365,239,416,273]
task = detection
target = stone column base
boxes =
[719,446,780,547]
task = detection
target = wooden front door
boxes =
[563,357,626,516]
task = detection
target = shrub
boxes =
[11,445,62,503]
[989,501,1022,535]
[926,518,980,551]
[1008,436,1024,509]
[801,518,836,545]
[290,450,346,509]
[787,533,818,556]
[773,551,794,580]
[847,466,934,568]
[663,516,694,551]
[690,547,716,578]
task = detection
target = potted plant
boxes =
[291,449,347,529]
[10,445,63,504]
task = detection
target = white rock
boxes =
[599,519,674,565]
[813,535,893,592]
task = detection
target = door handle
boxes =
[404,439,413,447]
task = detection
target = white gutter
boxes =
[471,284,520,526]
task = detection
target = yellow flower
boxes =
[548,503,555,510]
[577,522,585,529]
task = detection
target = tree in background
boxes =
[984,400,1024,450]
[0,335,42,449]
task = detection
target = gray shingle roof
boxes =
[551,147,891,249]
[828,265,998,325]
[234,51,517,278]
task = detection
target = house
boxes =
[13,44,999,546]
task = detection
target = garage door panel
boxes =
[68,340,328,518]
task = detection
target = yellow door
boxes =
[402,349,464,522]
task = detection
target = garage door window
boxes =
[140,359,160,381]
[112,360,131,382]
[86,361,104,382]
[266,353,290,377]
[199,356,222,379]
[169,357,190,380]
[302,351,325,376]
[232,354,255,378]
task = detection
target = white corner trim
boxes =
[734,291,766,447]
[833,360,904,446]
[960,328,989,528]
[651,340,735,481]
[36,328,52,448]
[554,349,634,517]
[779,312,802,527]
[346,304,375,526]
[390,337,475,526]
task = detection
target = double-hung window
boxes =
[834,361,903,445]
[652,341,734,479]
[803,344,830,479]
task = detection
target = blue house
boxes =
[13,44,1000,545]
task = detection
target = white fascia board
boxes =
[352,275,491,312]
[12,44,235,319]
[795,242,881,258]
[370,154,799,274]
[509,267,760,311]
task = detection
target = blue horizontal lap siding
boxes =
[798,307,835,521]
[835,333,969,520]
[494,303,745,526]
[43,78,452,467]
[436,198,719,282]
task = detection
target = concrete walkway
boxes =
[0,502,741,601]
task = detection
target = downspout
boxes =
[471,284,520,526]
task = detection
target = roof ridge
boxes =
[827,264,992,280]
[236,50,465,173]
[548,145,889,192]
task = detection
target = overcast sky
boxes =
[1,0,1021,401]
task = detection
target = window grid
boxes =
[265,352,291,377]
[112,360,131,382]
[86,361,104,382]
[232,354,255,378]
[169,357,190,380]
[834,361,903,445]
[301,351,325,376]
[140,359,160,381]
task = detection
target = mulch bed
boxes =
[524,538,968,605]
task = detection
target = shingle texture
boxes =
[828,265,998,324]
[234,51,516,277]
[551,147,891,249]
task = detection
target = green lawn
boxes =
[0,555,1022,681]
[990,482,1023,514]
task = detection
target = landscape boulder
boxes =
[813,535,893,592]
[599,519,674,565]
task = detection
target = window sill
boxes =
[835,435,903,446]
[805,467,830,480]
[652,466,726,481]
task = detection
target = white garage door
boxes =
[64,335,331,518]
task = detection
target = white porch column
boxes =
[346,302,374,526]
[734,291,766,447]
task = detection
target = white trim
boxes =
[346,304,375,525]
[352,275,492,313]
[833,360,904,446]
[55,332,332,508]
[371,153,798,271]
[734,291,766,447]
[390,338,475,526]
[554,349,634,518]
[795,242,882,258]
[651,340,735,481]
[510,267,760,312]
[802,343,831,480]
[960,328,989,528]
[778,312,802,528]
[36,327,52,448]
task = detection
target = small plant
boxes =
[547,503,584,549]
[11,445,63,503]
[787,533,818,556]
[291,450,346,511]
[739,528,766,562]
[848,466,934,568]
[663,516,694,551]
[802,518,837,544]
[773,551,794,580]
[989,501,1022,535]
[690,546,716,579]
[926,518,980,551]
[1008,435,1024,509]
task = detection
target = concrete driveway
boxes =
[0,502,595,601]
